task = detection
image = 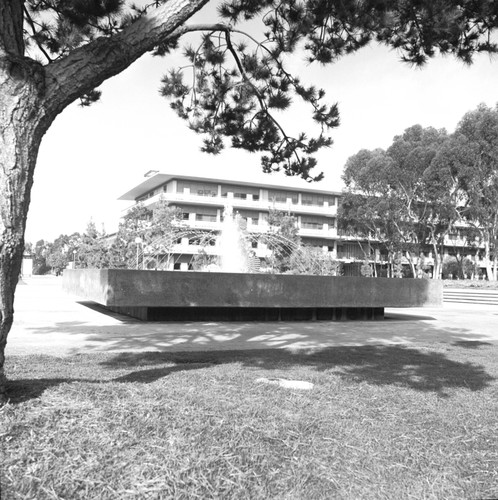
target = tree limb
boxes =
[44,0,211,114]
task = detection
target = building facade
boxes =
[118,172,485,276]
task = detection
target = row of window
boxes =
[179,210,335,229]
[168,182,336,206]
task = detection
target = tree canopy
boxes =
[8,0,498,180]
[340,104,498,280]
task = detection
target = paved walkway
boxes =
[7,275,498,357]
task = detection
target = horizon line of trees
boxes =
[29,199,185,275]
[339,103,498,281]
[32,98,498,281]
[29,204,345,277]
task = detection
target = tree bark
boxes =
[0,56,51,401]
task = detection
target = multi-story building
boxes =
[118,172,359,270]
[118,172,486,276]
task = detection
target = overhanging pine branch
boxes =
[44,0,211,114]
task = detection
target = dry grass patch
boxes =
[1,343,498,499]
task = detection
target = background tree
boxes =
[109,199,183,269]
[289,246,342,276]
[442,255,476,280]
[340,126,464,278]
[2,0,498,399]
[45,234,71,275]
[386,125,453,278]
[108,203,153,269]
[453,104,498,281]
[264,209,301,273]
[339,148,412,278]
[32,239,51,275]
[76,221,110,269]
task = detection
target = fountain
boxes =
[218,206,250,273]
[63,206,443,321]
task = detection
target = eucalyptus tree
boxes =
[340,126,466,278]
[339,148,408,277]
[454,104,498,280]
[1,0,498,399]
[386,125,452,278]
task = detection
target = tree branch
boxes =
[23,5,53,63]
[44,0,211,114]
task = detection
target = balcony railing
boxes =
[132,192,337,216]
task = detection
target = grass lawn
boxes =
[1,343,498,499]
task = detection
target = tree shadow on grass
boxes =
[6,344,496,403]
[5,362,214,404]
[101,345,496,397]
[452,340,493,349]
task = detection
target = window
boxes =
[177,181,218,197]
[301,221,323,230]
[195,214,217,222]
[221,184,260,199]
[137,190,154,202]
[337,243,364,260]
[301,193,336,206]
[301,193,322,206]
[268,190,298,204]
[238,210,260,225]
[194,207,217,222]
[301,216,326,230]
[326,218,336,228]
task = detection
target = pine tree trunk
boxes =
[0,57,48,402]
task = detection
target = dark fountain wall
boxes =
[63,269,443,321]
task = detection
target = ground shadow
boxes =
[6,343,496,403]
[384,312,437,321]
[452,340,493,349]
[77,301,141,323]
[101,345,496,396]
[78,301,438,322]
[5,361,214,404]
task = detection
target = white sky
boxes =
[24,5,498,243]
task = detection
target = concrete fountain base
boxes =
[63,269,442,321]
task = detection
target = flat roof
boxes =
[118,173,343,201]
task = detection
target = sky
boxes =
[24,3,498,243]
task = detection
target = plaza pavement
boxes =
[6,275,498,357]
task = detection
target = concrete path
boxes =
[7,275,498,357]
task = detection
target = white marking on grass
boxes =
[256,377,314,390]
